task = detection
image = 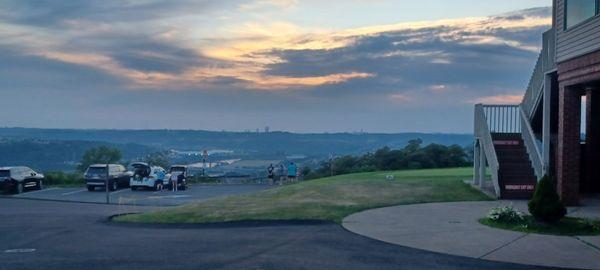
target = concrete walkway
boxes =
[343,199,600,270]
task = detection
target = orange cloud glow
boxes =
[471,94,523,105]
[25,9,550,91]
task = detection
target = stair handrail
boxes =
[519,105,544,180]
[521,52,545,119]
[475,104,501,197]
[522,28,555,119]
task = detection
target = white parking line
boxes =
[110,189,129,195]
[61,189,87,196]
[18,188,59,195]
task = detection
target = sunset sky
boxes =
[0,0,552,133]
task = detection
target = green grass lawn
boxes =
[480,216,600,236]
[114,167,492,224]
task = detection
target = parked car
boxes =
[167,165,188,190]
[129,162,167,191]
[0,166,44,194]
[84,164,131,191]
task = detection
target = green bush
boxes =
[528,175,566,223]
[43,172,84,186]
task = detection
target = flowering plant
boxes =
[487,205,525,224]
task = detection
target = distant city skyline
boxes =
[0,1,552,133]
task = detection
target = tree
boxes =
[528,175,567,223]
[403,139,423,154]
[305,138,471,180]
[301,166,311,177]
[144,152,171,168]
[77,146,122,172]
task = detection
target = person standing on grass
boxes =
[267,164,274,186]
[287,162,297,182]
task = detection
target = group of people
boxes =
[267,162,298,186]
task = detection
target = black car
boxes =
[167,165,188,190]
[84,164,131,191]
[0,166,44,194]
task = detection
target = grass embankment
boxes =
[43,172,84,187]
[480,217,600,236]
[114,167,491,224]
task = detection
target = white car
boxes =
[129,162,168,191]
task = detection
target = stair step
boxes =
[490,137,538,200]
[501,191,535,200]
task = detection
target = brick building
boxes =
[474,0,600,205]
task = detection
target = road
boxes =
[5,184,269,206]
[0,198,564,270]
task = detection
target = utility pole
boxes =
[202,150,208,177]
[105,164,110,204]
[329,153,334,177]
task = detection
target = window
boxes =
[0,170,10,177]
[86,167,107,176]
[565,0,598,29]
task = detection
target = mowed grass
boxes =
[114,167,492,224]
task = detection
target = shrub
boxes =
[43,171,84,186]
[528,175,567,223]
[487,205,525,224]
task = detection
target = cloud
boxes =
[0,3,551,92]
[389,93,412,104]
[0,4,554,132]
[239,0,298,11]
[470,94,524,105]
[0,1,233,26]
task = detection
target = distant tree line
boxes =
[304,139,471,179]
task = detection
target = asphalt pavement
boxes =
[4,184,269,206]
[0,198,566,270]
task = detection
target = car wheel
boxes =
[180,185,187,191]
[87,185,95,192]
[154,182,163,191]
[131,186,138,191]
[36,180,43,190]
[15,183,24,194]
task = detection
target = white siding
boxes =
[556,0,600,62]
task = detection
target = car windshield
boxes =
[170,167,185,173]
[0,170,9,177]
[86,167,107,176]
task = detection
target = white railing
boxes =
[522,28,555,119]
[474,104,501,197]
[482,105,522,134]
[519,105,544,179]
[522,53,544,118]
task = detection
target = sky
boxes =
[0,0,553,133]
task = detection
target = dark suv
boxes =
[84,164,131,191]
[168,165,188,190]
[0,166,44,194]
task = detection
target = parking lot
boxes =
[4,184,270,206]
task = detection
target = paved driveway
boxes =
[4,184,269,206]
[0,198,561,270]
[343,200,600,270]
